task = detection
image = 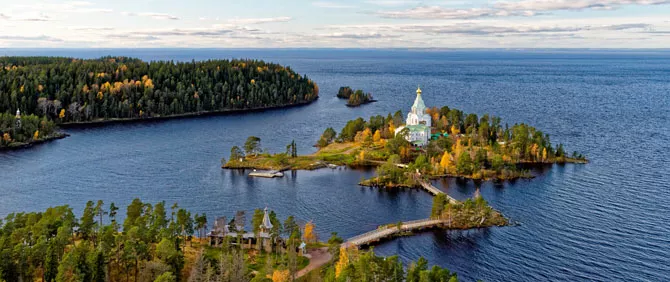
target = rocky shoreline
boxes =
[0,132,69,151]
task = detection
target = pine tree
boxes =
[80,201,96,240]
[44,241,59,282]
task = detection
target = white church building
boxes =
[394,87,432,146]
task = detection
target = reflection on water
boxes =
[1,49,669,281]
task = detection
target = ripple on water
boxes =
[1,49,669,281]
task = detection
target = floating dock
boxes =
[249,171,284,178]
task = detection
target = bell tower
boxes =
[15,109,21,129]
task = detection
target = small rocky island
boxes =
[337,86,376,107]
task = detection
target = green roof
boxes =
[406,124,429,131]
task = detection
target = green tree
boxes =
[339,118,366,142]
[90,250,106,282]
[491,154,504,172]
[79,201,96,240]
[321,127,337,144]
[406,257,428,282]
[56,243,92,282]
[44,241,60,282]
[194,213,207,240]
[230,145,245,161]
[154,272,177,282]
[431,193,447,218]
[283,216,300,242]
[156,239,184,279]
[327,232,343,256]
[93,200,106,239]
[151,201,168,241]
[109,202,119,226]
[456,152,473,175]
[244,136,261,156]
[176,209,194,247]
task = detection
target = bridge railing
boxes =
[346,218,447,244]
[346,227,396,243]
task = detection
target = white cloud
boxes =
[7,13,52,22]
[67,26,115,31]
[226,17,292,25]
[11,1,113,14]
[377,0,670,19]
[1,0,668,48]
[494,0,670,12]
[377,6,537,19]
[123,12,180,20]
[0,34,63,41]
[312,1,357,9]
[365,0,420,7]
[325,22,653,36]
[320,32,401,39]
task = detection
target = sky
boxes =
[0,0,669,48]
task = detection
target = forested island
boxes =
[224,105,586,184]
[0,200,467,282]
[336,87,375,107]
[0,56,318,149]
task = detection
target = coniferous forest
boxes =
[0,200,463,282]
[0,56,319,123]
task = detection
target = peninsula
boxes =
[0,56,318,149]
[0,109,65,150]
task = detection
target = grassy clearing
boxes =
[223,142,365,170]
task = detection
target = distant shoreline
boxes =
[59,98,318,129]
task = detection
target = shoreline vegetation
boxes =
[430,193,508,229]
[0,200,470,282]
[0,112,66,151]
[0,132,69,151]
[223,104,587,184]
[58,98,317,128]
[336,86,376,107]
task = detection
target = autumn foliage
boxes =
[0,56,319,123]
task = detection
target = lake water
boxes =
[1,49,669,281]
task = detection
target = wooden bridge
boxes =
[414,176,458,203]
[344,218,447,247]
[342,176,462,247]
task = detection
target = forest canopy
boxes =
[0,56,319,123]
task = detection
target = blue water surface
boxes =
[0,48,669,281]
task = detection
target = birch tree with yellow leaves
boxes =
[335,246,350,278]
[303,221,316,243]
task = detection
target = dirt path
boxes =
[296,247,332,278]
